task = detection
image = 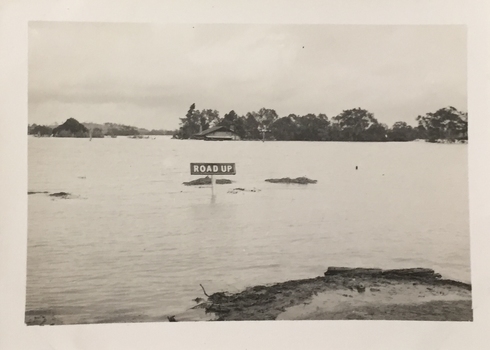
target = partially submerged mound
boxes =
[49,192,71,199]
[265,177,317,184]
[183,176,232,186]
[28,191,73,199]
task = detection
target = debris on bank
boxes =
[183,176,232,186]
[265,177,317,184]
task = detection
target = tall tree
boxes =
[219,110,246,138]
[332,108,380,141]
[254,108,279,129]
[176,103,200,139]
[387,121,417,141]
[270,115,298,141]
[28,124,53,136]
[364,123,387,141]
[243,113,261,139]
[52,118,89,137]
[416,106,467,142]
[195,109,221,131]
[293,113,330,141]
[220,110,239,128]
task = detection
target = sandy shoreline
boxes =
[25,267,472,325]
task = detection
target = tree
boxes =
[193,109,221,132]
[29,124,53,136]
[176,103,200,139]
[105,123,139,136]
[364,123,387,141]
[52,118,89,137]
[270,115,298,141]
[292,113,330,141]
[243,113,261,139]
[200,109,221,128]
[254,108,279,129]
[219,110,239,128]
[387,121,417,141]
[91,128,105,138]
[416,106,467,142]
[218,110,246,138]
[332,108,381,141]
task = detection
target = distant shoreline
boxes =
[27,135,468,144]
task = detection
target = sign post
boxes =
[190,163,236,199]
[259,126,269,142]
[211,175,215,197]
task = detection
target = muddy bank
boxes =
[25,310,62,326]
[179,267,472,322]
[25,267,472,325]
[265,177,317,184]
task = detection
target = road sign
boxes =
[190,163,236,175]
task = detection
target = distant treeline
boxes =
[175,104,468,143]
[28,119,176,138]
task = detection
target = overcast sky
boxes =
[28,22,466,130]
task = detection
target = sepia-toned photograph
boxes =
[26,22,471,325]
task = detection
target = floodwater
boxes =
[26,136,471,324]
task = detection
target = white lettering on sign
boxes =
[190,163,236,175]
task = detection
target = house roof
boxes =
[194,125,237,136]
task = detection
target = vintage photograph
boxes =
[26,22,470,325]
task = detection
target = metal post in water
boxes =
[211,175,215,199]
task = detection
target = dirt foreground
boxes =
[177,267,472,322]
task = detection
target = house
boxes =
[192,126,241,141]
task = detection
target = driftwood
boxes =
[200,284,210,297]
